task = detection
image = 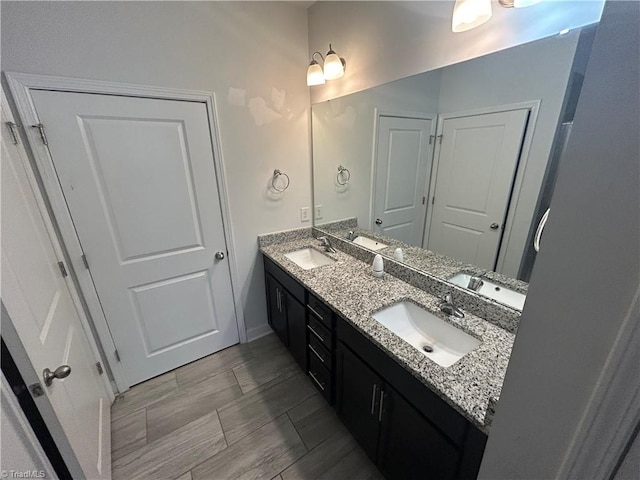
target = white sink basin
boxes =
[448,273,526,311]
[372,301,481,367]
[352,236,388,251]
[284,248,336,270]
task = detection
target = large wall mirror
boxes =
[312,25,597,310]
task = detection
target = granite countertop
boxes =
[260,237,515,434]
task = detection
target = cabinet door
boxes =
[266,274,288,345]
[336,342,382,461]
[286,293,306,370]
[378,386,461,480]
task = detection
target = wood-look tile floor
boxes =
[111,333,382,480]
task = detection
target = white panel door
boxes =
[426,109,529,269]
[2,101,111,479]
[373,116,434,246]
[29,90,239,386]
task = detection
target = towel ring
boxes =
[336,165,350,186]
[271,169,290,192]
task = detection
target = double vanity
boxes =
[259,227,516,479]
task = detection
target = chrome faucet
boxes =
[467,276,484,292]
[318,236,337,253]
[440,293,465,318]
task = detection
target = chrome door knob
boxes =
[490,223,500,230]
[215,251,225,260]
[43,365,71,387]
[375,219,383,225]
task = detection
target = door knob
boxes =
[490,223,500,230]
[215,251,225,260]
[375,219,383,225]
[43,365,71,387]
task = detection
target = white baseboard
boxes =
[245,323,273,342]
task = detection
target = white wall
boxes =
[479,1,639,477]
[313,70,442,228]
[438,32,579,276]
[308,0,603,104]
[0,1,311,336]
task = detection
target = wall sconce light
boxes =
[307,44,346,86]
[452,0,493,33]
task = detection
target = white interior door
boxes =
[2,99,111,479]
[29,90,240,386]
[373,115,434,246]
[426,109,529,269]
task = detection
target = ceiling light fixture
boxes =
[307,44,346,86]
[498,0,543,8]
[452,0,493,33]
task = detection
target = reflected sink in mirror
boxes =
[448,273,526,311]
[372,301,481,367]
[284,248,336,270]
[352,236,388,251]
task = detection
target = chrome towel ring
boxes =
[271,169,290,192]
[337,165,350,186]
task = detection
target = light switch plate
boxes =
[300,207,310,222]
[315,205,323,220]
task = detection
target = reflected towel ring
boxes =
[337,165,350,186]
[271,169,290,192]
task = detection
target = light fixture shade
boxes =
[323,48,345,80]
[452,0,493,33]
[307,62,325,86]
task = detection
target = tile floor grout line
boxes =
[285,411,309,452]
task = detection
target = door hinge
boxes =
[429,135,435,145]
[437,134,443,145]
[32,123,48,145]
[432,196,435,205]
[5,122,22,145]
[82,254,89,269]
[422,196,426,205]
[114,350,121,362]
[57,261,68,277]
[96,362,104,375]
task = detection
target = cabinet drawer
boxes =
[308,335,332,370]
[309,355,332,403]
[307,315,332,350]
[307,293,332,329]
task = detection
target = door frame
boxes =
[423,100,540,273]
[6,72,247,392]
[370,108,437,235]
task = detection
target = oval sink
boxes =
[284,248,336,270]
[372,301,480,367]
[448,273,526,311]
[352,236,388,251]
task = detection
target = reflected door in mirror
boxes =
[373,115,435,246]
[426,109,529,270]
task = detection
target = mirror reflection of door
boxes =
[425,109,529,270]
[373,115,435,246]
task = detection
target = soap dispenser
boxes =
[372,254,384,278]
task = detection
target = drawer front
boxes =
[307,293,332,329]
[308,355,332,403]
[308,335,332,370]
[307,315,332,350]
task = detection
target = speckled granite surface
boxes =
[257,226,312,247]
[260,236,515,433]
[313,227,521,334]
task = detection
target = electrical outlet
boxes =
[315,205,323,220]
[300,207,310,222]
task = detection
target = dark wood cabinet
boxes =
[336,342,382,460]
[263,254,487,479]
[265,274,288,345]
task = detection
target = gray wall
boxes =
[479,1,640,477]
[0,1,311,337]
